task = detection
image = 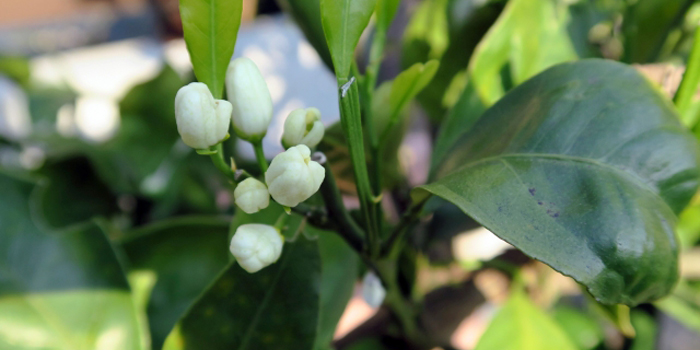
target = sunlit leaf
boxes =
[469,0,577,105]
[179,0,243,98]
[320,0,377,79]
[474,288,577,350]
[0,173,146,350]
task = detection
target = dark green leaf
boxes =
[320,0,377,79]
[314,228,359,350]
[474,287,577,350]
[420,60,700,305]
[120,216,231,350]
[622,0,694,63]
[629,310,657,350]
[276,0,333,70]
[0,173,145,349]
[34,157,119,229]
[179,0,243,98]
[162,238,321,350]
[468,0,577,105]
[431,81,485,172]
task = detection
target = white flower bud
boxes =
[282,107,325,149]
[174,83,232,149]
[230,224,283,273]
[362,272,386,308]
[226,57,273,141]
[265,145,325,207]
[234,178,270,214]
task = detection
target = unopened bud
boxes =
[282,107,325,149]
[174,83,232,149]
[265,145,325,207]
[230,224,283,273]
[234,178,270,214]
[226,57,273,142]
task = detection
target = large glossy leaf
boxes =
[430,80,485,172]
[120,216,231,350]
[474,288,577,350]
[420,59,700,305]
[276,0,333,70]
[162,238,321,350]
[469,0,577,105]
[0,173,146,350]
[320,0,377,79]
[313,228,359,350]
[179,0,243,98]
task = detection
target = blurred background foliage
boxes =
[1,0,700,349]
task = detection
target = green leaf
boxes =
[34,157,119,229]
[179,0,243,98]
[401,0,502,119]
[629,310,657,350]
[375,0,400,31]
[431,80,486,172]
[162,238,321,350]
[419,60,700,305]
[474,287,577,350]
[276,0,333,70]
[677,203,700,247]
[120,216,231,350]
[313,228,359,350]
[468,0,577,105]
[622,0,695,63]
[374,60,439,137]
[0,173,146,350]
[655,293,700,333]
[0,56,31,87]
[320,0,377,79]
[553,306,604,350]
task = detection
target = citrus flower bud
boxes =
[265,145,325,207]
[174,82,232,149]
[226,57,273,142]
[282,107,325,149]
[234,178,270,214]
[230,224,283,273]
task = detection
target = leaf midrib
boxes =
[236,243,296,350]
[453,152,664,203]
[209,0,218,97]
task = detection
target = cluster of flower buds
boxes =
[174,57,327,273]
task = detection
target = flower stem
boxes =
[338,76,381,257]
[252,140,268,173]
[676,27,700,126]
[316,155,365,253]
[209,143,237,183]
